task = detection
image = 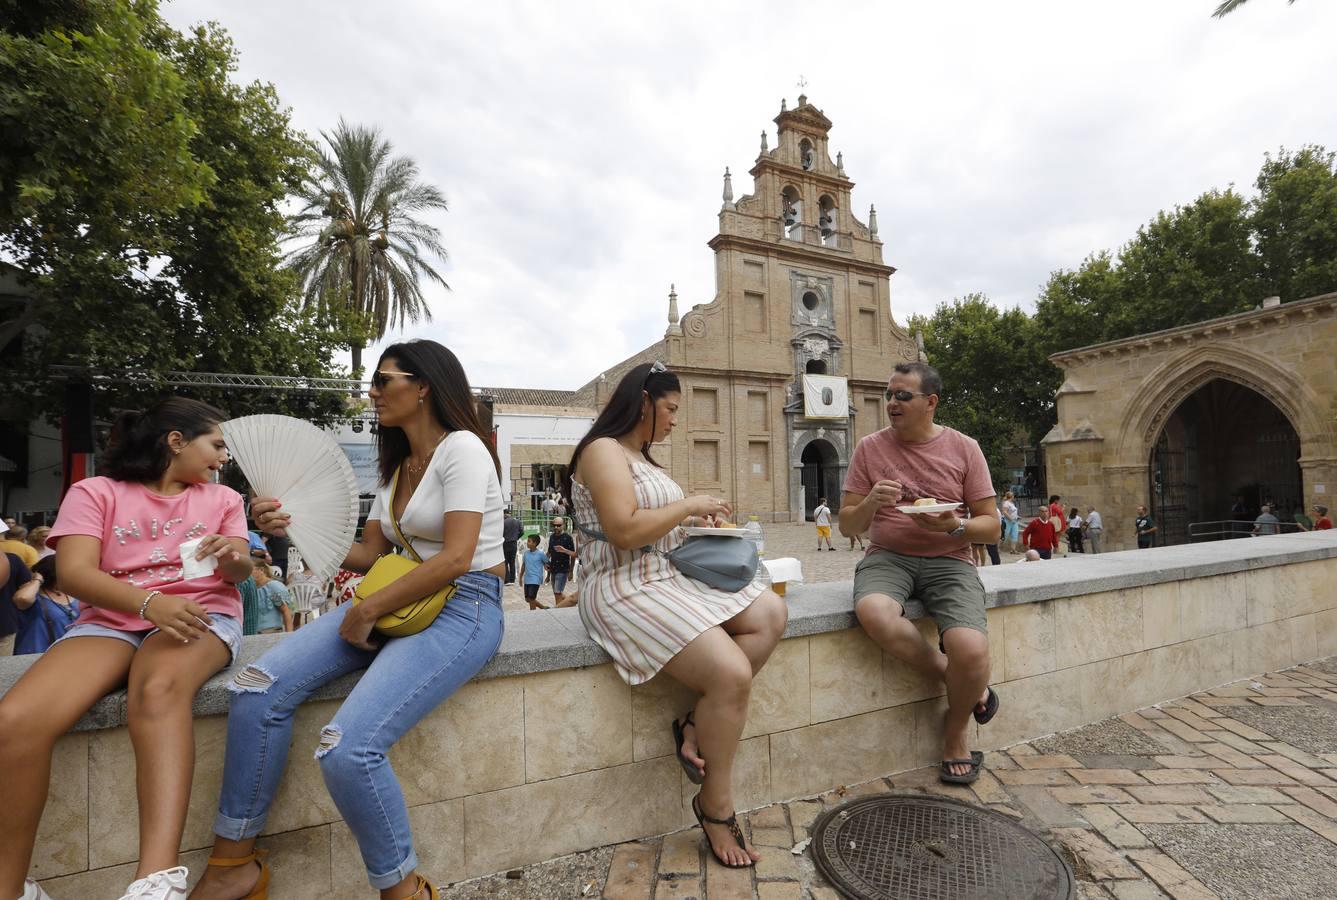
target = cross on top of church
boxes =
[796,75,808,91]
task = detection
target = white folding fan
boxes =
[220,414,361,584]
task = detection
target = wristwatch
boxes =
[949,518,967,538]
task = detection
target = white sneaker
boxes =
[117,867,188,900]
[21,878,55,900]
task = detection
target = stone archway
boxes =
[799,438,841,521]
[1117,347,1324,466]
[1148,379,1303,546]
[1044,294,1337,551]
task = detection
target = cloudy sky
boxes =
[163,0,1337,390]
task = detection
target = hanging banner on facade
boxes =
[803,375,849,419]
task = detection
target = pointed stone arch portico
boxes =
[1044,293,1337,550]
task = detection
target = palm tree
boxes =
[1213,0,1296,18]
[286,120,449,375]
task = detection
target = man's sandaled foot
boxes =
[973,686,1000,725]
[940,750,984,784]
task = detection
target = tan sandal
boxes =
[408,875,441,899]
[205,848,270,900]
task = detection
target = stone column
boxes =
[1300,455,1337,521]
[1102,464,1151,552]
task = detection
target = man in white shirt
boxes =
[1084,506,1103,554]
[813,497,835,551]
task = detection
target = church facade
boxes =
[564,96,924,521]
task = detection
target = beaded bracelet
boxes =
[138,590,162,620]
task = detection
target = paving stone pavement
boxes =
[444,659,1337,898]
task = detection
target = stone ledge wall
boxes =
[15,533,1337,897]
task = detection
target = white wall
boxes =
[494,411,593,501]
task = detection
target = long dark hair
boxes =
[565,362,680,498]
[102,397,228,482]
[374,340,501,484]
[33,554,59,591]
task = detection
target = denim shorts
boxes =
[57,613,243,664]
[550,571,569,593]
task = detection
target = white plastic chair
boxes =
[288,581,324,628]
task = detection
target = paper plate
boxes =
[895,502,962,514]
[683,526,750,537]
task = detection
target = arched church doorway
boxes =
[801,439,841,520]
[1149,379,1301,545]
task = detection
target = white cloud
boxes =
[161,0,1337,385]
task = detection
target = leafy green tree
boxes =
[1033,252,1122,353]
[1252,145,1337,303]
[909,294,1057,484]
[1112,188,1258,336]
[0,1,347,423]
[286,121,450,375]
[0,0,212,354]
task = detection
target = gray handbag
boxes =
[574,516,759,593]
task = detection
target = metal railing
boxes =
[1188,520,1304,542]
[516,510,573,539]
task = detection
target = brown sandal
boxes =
[204,848,270,899]
[407,875,441,899]
[691,793,755,869]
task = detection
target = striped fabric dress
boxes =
[574,460,766,685]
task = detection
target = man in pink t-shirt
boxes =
[839,362,1000,785]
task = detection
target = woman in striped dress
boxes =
[567,362,787,869]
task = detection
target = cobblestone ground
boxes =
[444,661,1337,899]
[500,521,1041,611]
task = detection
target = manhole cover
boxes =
[810,794,1075,900]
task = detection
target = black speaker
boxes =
[64,382,95,452]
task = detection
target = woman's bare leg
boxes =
[661,627,758,868]
[721,591,787,675]
[126,631,230,877]
[0,638,134,897]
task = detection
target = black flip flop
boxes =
[692,792,755,869]
[672,712,705,784]
[973,686,1000,725]
[939,750,985,785]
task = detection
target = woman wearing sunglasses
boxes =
[191,340,505,900]
[565,362,787,870]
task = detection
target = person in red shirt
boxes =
[1314,505,1333,530]
[1047,495,1066,554]
[1022,507,1060,559]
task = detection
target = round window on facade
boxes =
[802,291,820,311]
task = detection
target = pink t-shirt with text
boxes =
[47,477,248,631]
[843,426,994,562]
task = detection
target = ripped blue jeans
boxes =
[213,571,504,889]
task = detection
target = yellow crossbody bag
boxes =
[353,465,457,637]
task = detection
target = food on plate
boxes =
[716,522,737,529]
[913,498,940,507]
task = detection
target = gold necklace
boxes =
[404,432,448,475]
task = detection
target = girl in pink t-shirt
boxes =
[0,398,250,900]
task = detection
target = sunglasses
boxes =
[884,389,932,402]
[371,370,418,390]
